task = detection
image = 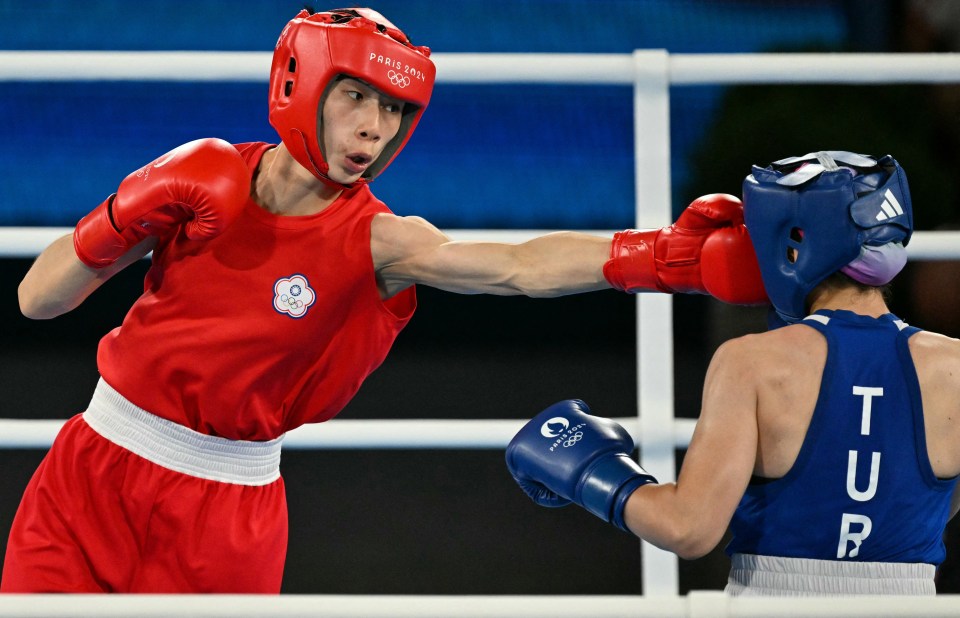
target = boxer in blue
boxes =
[507,151,960,596]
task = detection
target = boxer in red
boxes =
[3,8,766,592]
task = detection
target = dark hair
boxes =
[805,271,892,313]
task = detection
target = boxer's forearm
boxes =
[621,483,726,560]
[18,233,151,319]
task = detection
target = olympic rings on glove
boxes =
[563,431,584,448]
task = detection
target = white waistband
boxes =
[82,378,283,486]
[726,553,936,596]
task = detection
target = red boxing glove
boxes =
[603,193,768,305]
[73,138,250,268]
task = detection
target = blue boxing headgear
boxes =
[742,151,912,323]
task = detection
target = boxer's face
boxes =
[320,77,404,184]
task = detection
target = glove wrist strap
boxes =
[72,196,131,269]
[610,474,656,532]
[578,454,657,530]
[603,230,663,293]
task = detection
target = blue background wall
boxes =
[1,0,851,229]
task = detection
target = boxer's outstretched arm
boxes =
[372,213,611,298]
[372,194,767,304]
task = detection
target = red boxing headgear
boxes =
[268,8,435,187]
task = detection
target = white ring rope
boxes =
[0,229,607,258]
[0,417,693,450]
[1,51,960,84]
[1,591,960,617]
[1,228,958,259]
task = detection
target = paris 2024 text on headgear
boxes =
[742,150,913,324]
[268,8,436,188]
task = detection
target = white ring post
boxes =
[633,49,679,596]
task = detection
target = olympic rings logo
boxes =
[279,294,304,310]
[388,70,411,88]
[562,432,584,448]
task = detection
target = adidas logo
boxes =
[875,189,904,221]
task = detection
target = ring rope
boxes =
[1,591,960,617]
[0,417,692,450]
[0,51,959,84]
[1,228,958,259]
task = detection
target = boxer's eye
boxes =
[787,227,804,263]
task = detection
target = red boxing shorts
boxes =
[1,379,288,593]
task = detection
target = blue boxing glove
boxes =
[506,400,657,532]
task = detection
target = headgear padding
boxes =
[268,8,435,187]
[742,151,912,323]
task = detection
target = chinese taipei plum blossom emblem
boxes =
[273,274,315,319]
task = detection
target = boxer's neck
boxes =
[808,284,888,318]
[252,144,342,217]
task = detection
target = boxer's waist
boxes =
[726,553,936,596]
[82,378,283,486]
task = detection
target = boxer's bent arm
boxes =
[372,213,612,298]
[621,338,759,559]
[19,233,155,319]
